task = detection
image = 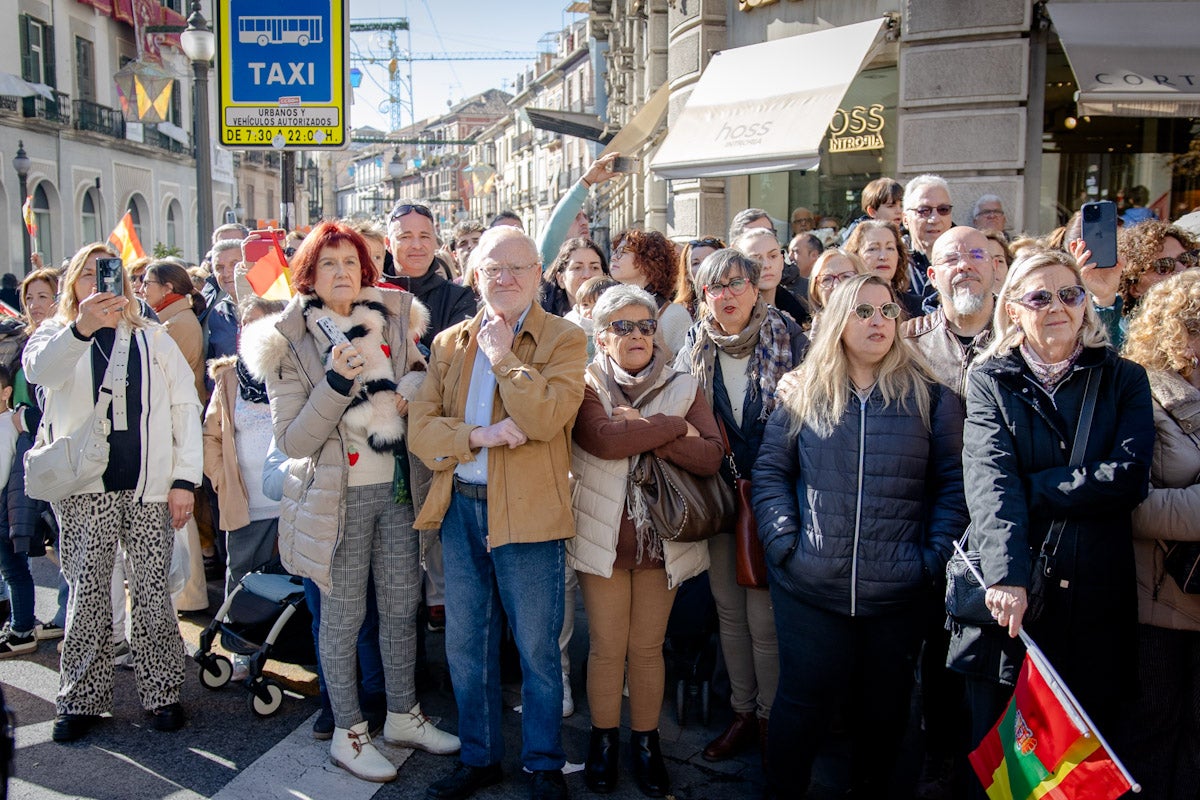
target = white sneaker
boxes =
[231,655,250,682]
[562,672,574,718]
[113,640,134,670]
[382,704,461,754]
[330,722,397,783]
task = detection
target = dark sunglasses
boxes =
[1014,285,1087,310]
[607,319,658,337]
[389,202,433,222]
[852,302,902,320]
[689,237,725,249]
[1149,250,1200,275]
[911,204,953,219]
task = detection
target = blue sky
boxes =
[347,0,583,131]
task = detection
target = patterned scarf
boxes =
[1020,340,1083,391]
[595,346,668,407]
[687,298,793,421]
[236,357,269,404]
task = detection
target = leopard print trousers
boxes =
[54,491,184,715]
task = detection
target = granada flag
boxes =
[108,212,145,263]
[245,243,293,302]
[21,196,36,237]
[970,654,1133,800]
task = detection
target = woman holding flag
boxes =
[952,248,1154,775]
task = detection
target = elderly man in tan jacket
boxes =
[411,226,587,800]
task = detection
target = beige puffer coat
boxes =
[241,286,428,593]
[1131,368,1200,631]
[568,362,710,589]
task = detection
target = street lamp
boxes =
[388,149,405,203]
[12,140,31,274]
[180,0,215,260]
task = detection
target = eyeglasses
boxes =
[909,205,953,219]
[1148,250,1200,275]
[703,277,751,298]
[852,302,902,320]
[934,249,989,269]
[1013,285,1088,310]
[389,202,433,222]
[817,272,855,291]
[141,279,163,287]
[478,263,539,280]
[130,275,145,285]
[606,319,657,337]
[975,208,1005,219]
[688,237,725,250]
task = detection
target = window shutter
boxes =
[43,24,57,89]
[19,16,32,82]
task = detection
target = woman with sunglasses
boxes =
[1118,220,1199,318]
[949,248,1154,791]
[569,284,723,797]
[674,249,808,769]
[1122,270,1200,798]
[674,236,724,319]
[752,273,965,797]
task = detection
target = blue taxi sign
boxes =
[216,0,348,149]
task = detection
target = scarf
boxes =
[236,356,269,404]
[688,298,792,421]
[1021,340,1083,391]
[153,293,187,313]
[592,348,672,564]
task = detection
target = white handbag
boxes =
[25,327,131,503]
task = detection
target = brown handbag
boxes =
[718,420,769,588]
[629,451,735,544]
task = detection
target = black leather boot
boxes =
[630,729,670,798]
[585,726,619,793]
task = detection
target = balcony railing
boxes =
[73,99,125,138]
[23,91,71,125]
[0,96,19,115]
[144,126,190,155]
[514,131,534,151]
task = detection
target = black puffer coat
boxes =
[950,346,1154,718]
[752,380,967,616]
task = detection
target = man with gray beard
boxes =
[903,226,997,399]
[901,225,996,800]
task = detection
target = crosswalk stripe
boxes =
[208,712,414,800]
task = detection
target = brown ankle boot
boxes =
[702,711,758,761]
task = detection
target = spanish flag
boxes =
[21,196,36,237]
[970,654,1133,799]
[107,211,145,263]
[245,242,293,301]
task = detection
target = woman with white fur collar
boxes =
[241,221,458,783]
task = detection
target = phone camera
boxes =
[1083,205,1100,222]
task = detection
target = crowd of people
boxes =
[1,152,1198,800]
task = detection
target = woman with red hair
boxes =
[242,221,459,782]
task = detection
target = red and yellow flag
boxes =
[107,211,145,263]
[970,655,1131,800]
[21,196,36,237]
[245,242,293,302]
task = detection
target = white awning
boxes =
[1048,1,1200,118]
[650,19,885,180]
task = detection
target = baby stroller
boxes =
[193,561,314,717]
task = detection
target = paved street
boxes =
[1,555,794,800]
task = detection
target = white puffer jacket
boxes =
[23,318,203,501]
[568,363,710,589]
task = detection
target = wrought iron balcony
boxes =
[73,99,125,138]
[23,91,70,125]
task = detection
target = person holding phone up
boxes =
[23,243,203,743]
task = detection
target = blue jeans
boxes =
[52,574,69,628]
[0,538,35,634]
[441,490,566,771]
[302,577,385,702]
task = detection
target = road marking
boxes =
[208,712,414,800]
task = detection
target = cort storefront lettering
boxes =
[1094,72,1197,87]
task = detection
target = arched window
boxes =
[166,201,179,250]
[32,184,52,265]
[81,187,100,244]
[127,195,144,242]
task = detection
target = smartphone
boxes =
[1080,201,1118,268]
[96,257,124,295]
[611,156,639,173]
[243,229,285,263]
[316,316,350,347]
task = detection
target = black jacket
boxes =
[951,346,1154,701]
[752,380,967,616]
[383,258,477,351]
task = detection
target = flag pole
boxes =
[950,540,1142,792]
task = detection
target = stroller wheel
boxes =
[675,679,687,727]
[198,655,233,690]
[247,679,284,717]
